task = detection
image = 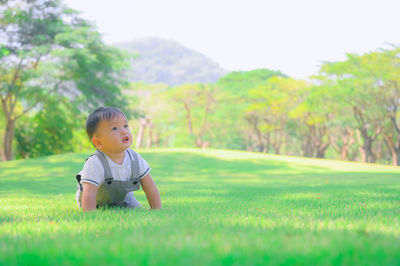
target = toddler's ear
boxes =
[92,136,102,149]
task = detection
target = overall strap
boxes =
[76,154,95,191]
[94,150,113,182]
[127,148,140,180]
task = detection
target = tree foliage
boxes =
[0,0,130,160]
[1,2,399,166]
[128,47,400,166]
[15,96,75,158]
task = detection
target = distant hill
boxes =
[114,38,228,86]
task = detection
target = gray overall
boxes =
[76,149,141,208]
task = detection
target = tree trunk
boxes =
[135,118,147,149]
[356,130,367,163]
[195,138,203,148]
[359,148,367,163]
[4,118,15,161]
[309,125,329,158]
[364,139,375,163]
[262,132,270,153]
[383,134,400,166]
[250,117,263,152]
[302,135,313,157]
[352,106,381,163]
[272,140,281,155]
[154,132,160,148]
[392,148,399,166]
[201,141,210,149]
[360,131,376,163]
[271,130,284,155]
[395,137,400,166]
[183,102,193,135]
[183,102,202,148]
[341,149,348,161]
[341,129,355,160]
[331,128,355,160]
[316,142,329,158]
[0,147,6,161]
[146,124,153,148]
[357,133,375,163]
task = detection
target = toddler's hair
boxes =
[86,106,125,139]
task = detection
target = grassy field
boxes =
[0,148,400,265]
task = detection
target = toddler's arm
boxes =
[140,174,162,209]
[81,183,98,212]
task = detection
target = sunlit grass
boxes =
[1,148,400,265]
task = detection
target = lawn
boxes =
[0,148,399,265]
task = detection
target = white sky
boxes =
[63,0,400,79]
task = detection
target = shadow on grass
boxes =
[0,151,299,195]
[1,151,399,204]
[0,153,89,195]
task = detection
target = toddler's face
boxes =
[93,114,133,154]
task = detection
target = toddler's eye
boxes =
[124,124,129,128]
[112,127,117,131]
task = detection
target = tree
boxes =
[125,82,176,149]
[248,76,308,154]
[169,83,216,148]
[215,69,286,151]
[0,0,129,160]
[318,53,387,163]
[14,96,75,158]
[367,47,400,165]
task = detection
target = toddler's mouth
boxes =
[123,136,129,143]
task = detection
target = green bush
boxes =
[15,98,78,159]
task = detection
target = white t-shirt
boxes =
[79,150,151,187]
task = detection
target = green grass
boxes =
[0,148,400,265]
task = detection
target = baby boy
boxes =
[76,106,162,211]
